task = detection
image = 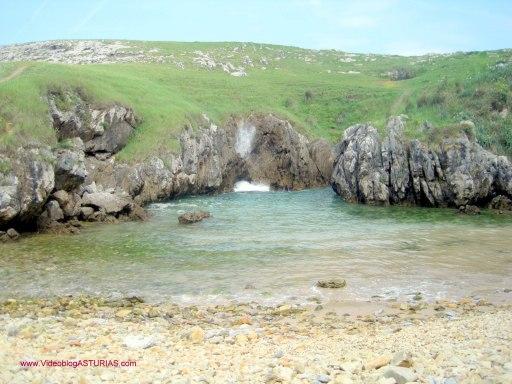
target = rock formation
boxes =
[331,116,512,208]
[0,92,332,233]
[2,89,511,236]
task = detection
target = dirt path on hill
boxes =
[390,89,412,114]
[0,65,27,84]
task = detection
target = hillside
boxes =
[0,40,511,161]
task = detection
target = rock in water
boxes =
[331,116,512,208]
[316,279,347,289]
[178,211,211,224]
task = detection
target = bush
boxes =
[304,90,314,103]
[388,67,415,81]
[416,91,445,108]
[284,98,295,108]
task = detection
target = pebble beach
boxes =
[1,296,511,384]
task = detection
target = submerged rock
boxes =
[178,211,211,224]
[316,279,347,289]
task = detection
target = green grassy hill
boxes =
[0,40,511,161]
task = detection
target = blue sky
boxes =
[1,0,511,54]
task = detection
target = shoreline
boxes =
[2,296,511,383]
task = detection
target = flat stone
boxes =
[379,366,417,384]
[123,335,156,349]
[81,191,131,214]
[316,279,346,289]
[366,354,392,370]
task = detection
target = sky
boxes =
[0,0,511,55]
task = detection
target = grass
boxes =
[0,41,511,161]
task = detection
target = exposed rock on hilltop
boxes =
[331,116,512,208]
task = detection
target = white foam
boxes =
[233,180,270,192]
[235,122,256,158]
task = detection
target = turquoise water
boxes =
[1,188,511,304]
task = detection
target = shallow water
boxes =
[1,188,511,305]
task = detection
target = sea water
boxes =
[1,188,511,305]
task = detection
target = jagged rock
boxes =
[51,189,80,217]
[80,206,94,220]
[49,90,138,157]
[178,211,211,224]
[382,116,412,204]
[489,195,512,210]
[52,190,70,206]
[54,142,87,191]
[331,123,389,204]
[439,136,498,206]
[81,192,132,214]
[332,116,512,208]
[0,228,20,242]
[85,106,137,155]
[458,205,481,215]
[243,115,325,190]
[0,146,55,228]
[126,202,149,221]
[6,228,20,240]
[308,139,335,182]
[408,140,446,206]
[60,192,82,217]
[45,200,64,221]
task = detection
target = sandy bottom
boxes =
[1,295,512,384]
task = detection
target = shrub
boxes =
[388,67,415,81]
[284,98,295,108]
[304,90,314,103]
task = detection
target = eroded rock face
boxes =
[49,91,137,158]
[53,139,87,191]
[331,123,389,204]
[81,191,132,214]
[176,114,330,194]
[242,115,325,190]
[331,116,512,207]
[0,147,55,228]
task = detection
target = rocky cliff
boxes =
[331,116,512,209]
[2,91,512,238]
[0,92,332,234]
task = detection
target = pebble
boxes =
[189,326,205,343]
[366,354,392,370]
[123,335,156,349]
[379,366,418,384]
[0,296,510,383]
